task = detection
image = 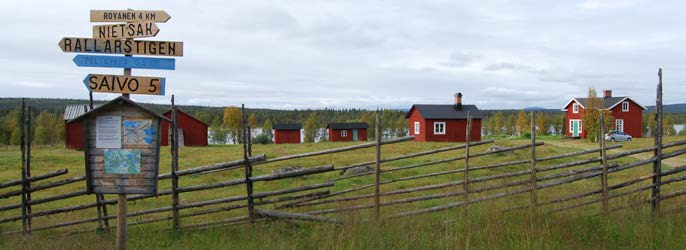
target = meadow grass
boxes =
[0,136,685,249]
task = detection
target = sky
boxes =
[1,0,685,110]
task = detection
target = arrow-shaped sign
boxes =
[58,37,183,57]
[73,55,176,70]
[93,22,160,39]
[84,74,165,95]
[90,10,171,23]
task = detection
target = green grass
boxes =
[0,136,685,249]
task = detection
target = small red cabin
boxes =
[161,109,209,146]
[64,105,92,149]
[406,93,482,142]
[327,123,368,142]
[561,90,645,138]
[273,124,302,144]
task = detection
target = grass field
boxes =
[0,136,685,249]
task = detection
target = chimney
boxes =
[454,93,463,110]
[603,90,612,98]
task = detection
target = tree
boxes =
[515,110,528,136]
[261,119,274,143]
[582,87,614,142]
[303,112,320,143]
[492,112,504,135]
[664,116,676,136]
[535,112,546,135]
[209,118,228,144]
[394,116,408,137]
[222,106,242,144]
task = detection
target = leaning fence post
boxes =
[20,99,27,234]
[529,111,538,211]
[652,68,663,213]
[374,112,381,222]
[242,104,255,223]
[463,112,472,215]
[599,113,609,214]
[171,95,180,229]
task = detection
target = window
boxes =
[414,122,420,135]
[572,103,579,113]
[341,130,347,137]
[434,122,446,135]
[616,119,624,132]
[622,101,629,112]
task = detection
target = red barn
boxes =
[327,123,368,142]
[64,105,92,149]
[561,90,646,138]
[161,109,209,146]
[406,93,482,142]
[273,124,302,144]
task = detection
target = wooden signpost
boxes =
[60,9,182,250]
[73,55,176,70]
[84,74,165,95]
[58,37,183,56]
[93,22,160,39]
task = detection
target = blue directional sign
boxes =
[72,55,176,70]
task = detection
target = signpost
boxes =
[60,9,182,250]
[93,22,160,39]
[73,55,176,70]
[58,37,184,57]
[90,10,171,23]
[84,74,165,95]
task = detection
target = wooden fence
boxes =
[1,75,685,235]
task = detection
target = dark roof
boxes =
[406,104,482,119]
[575,97,626,109]
[273,124,302,130]
[162,109,209,126]
[69,96,170,123]
[327,122,369,129]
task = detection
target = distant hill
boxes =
[646,103,686,113]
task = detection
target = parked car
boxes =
[605,130,632,142]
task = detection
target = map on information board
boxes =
[104,149,141,174]
[123,119,153,145]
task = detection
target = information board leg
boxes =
[117,194,127,250]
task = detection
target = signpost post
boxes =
[59,9,182,250]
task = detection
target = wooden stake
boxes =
[20,99,27,234]
[463,112,472,215]
[374,112,381,222]
[652,68,663,213]
[116,194,127,250]
[241,104,255,223]
[171,95,180,229]
[530,111,538,211]
[599,113,609,214]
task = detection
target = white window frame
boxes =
[622,101,629,112]
[433,122,446,135]
[572,103,579,113]
[341,130,347,137]
[616,119,624,132]
[569,119,582,133]
[413,122,420,135]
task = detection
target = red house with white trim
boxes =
[561,90,646,138]
[161,109,209,146]
[327,123,368,142]
[273,124,302,144]
[406,93,482,142]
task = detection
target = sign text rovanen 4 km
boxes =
[90,10,171,23]
[84,74,165,95]
[59,37,183,57]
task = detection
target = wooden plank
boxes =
[93,186,154,194]
[92,178,156,187]
[90,10,171,23]
[83,74,165,95]
[58,37,183,57]
[93,22,160,39]
[90,171,157,178]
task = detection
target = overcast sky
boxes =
[1,0,685,110]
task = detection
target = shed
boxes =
[406,93,482,142]
[273,124,302,144]
[69,96,168,194]
[327,122,369,142]
[160,109,209,146]
[64,104,92,149]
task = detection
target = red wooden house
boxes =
[406,93,482,142]
[161,109,209,146]
[273,124,302,144]
[327,123,368,142]
[561,90,646,138]
[64,105,92,149]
